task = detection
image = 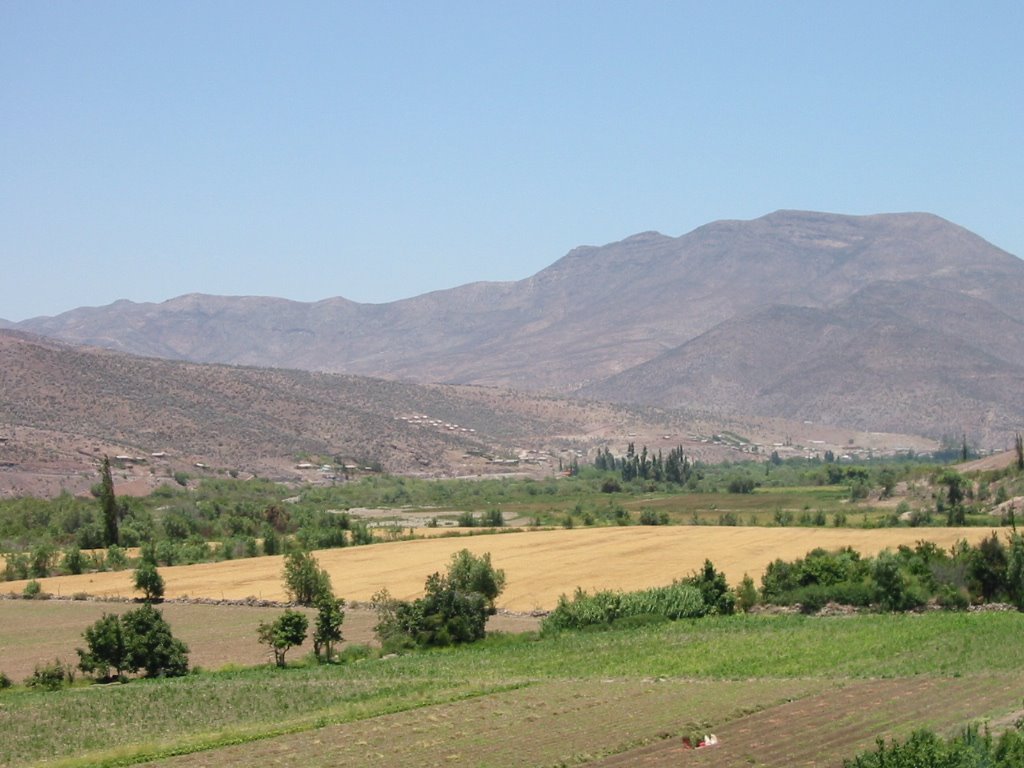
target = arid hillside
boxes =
[0,330,937,498]
[13,211,1024,445]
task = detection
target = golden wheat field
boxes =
[5,527,1002,611]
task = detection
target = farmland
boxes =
[2,611,1023,767]
[4,525,1002,610]
[3,462,1023,767]
[0,600,537,682]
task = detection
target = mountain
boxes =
[12,211,1024,444]
[0,329,738,496]
[577,289,1024,443]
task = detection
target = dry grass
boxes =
[5,527,1000,612]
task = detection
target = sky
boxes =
[2,2,1022,322]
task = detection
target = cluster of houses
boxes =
[396,413,477,435]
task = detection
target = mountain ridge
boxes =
[11,210,1024,445]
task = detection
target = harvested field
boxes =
[3,526,1001,611]
[0,600,538,682]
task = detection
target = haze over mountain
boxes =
[12,211,1024,445]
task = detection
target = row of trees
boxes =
[1,463,375,576]
[759,534,1024,612]
[594,444,696,485]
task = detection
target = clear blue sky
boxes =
[2,1,1022,321]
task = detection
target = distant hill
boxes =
[0,329,737,495]
[12,211,1024,445]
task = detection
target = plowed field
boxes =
[141,674,1024,768]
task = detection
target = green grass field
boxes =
[3,611,1023,767]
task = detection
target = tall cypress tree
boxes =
[99,456,119,546]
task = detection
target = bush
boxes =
[373,550,506,650]
[337,643,375,664]
[638,509,669,525]
[445,549,506,614]
[727,476,756,494]
[482,508,505,527]
[844,724,1024,768]
[3,551,29,581]
[22,580,43,599]
[684,560,736,615]
[27,659,73,691]
[63,546,85,575]
[133,561,165,602]
[0,670,12,689]
[736,573,758,612]
[542,582,705,633]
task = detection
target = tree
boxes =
[969,533,1008,602]
[133,561,165,602]
[121,604,189,677]
[1006,533,1024,609]
[257,609,308,667]
[313,595,345,662]
[374,551,505,650]
[77,613,128,681]
[78,605,189,680]
[1016,432,1024,471]
[98,456,119,546]
[685,560,736,615]
[282,550,332,606]
[937,470,966,525]
[445,549,506,614]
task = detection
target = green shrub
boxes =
[22,579,43,599]
[373,550,506,650]
[63,546,85,575]
[844,724,1024,767]
[736,573,758,612]
[936,584,971,610]
[0,670,11,689]
[27,659,73,691]
[542,581,705,633]
[337,643,375,663]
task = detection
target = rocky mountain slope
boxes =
[12,211,1024,444]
